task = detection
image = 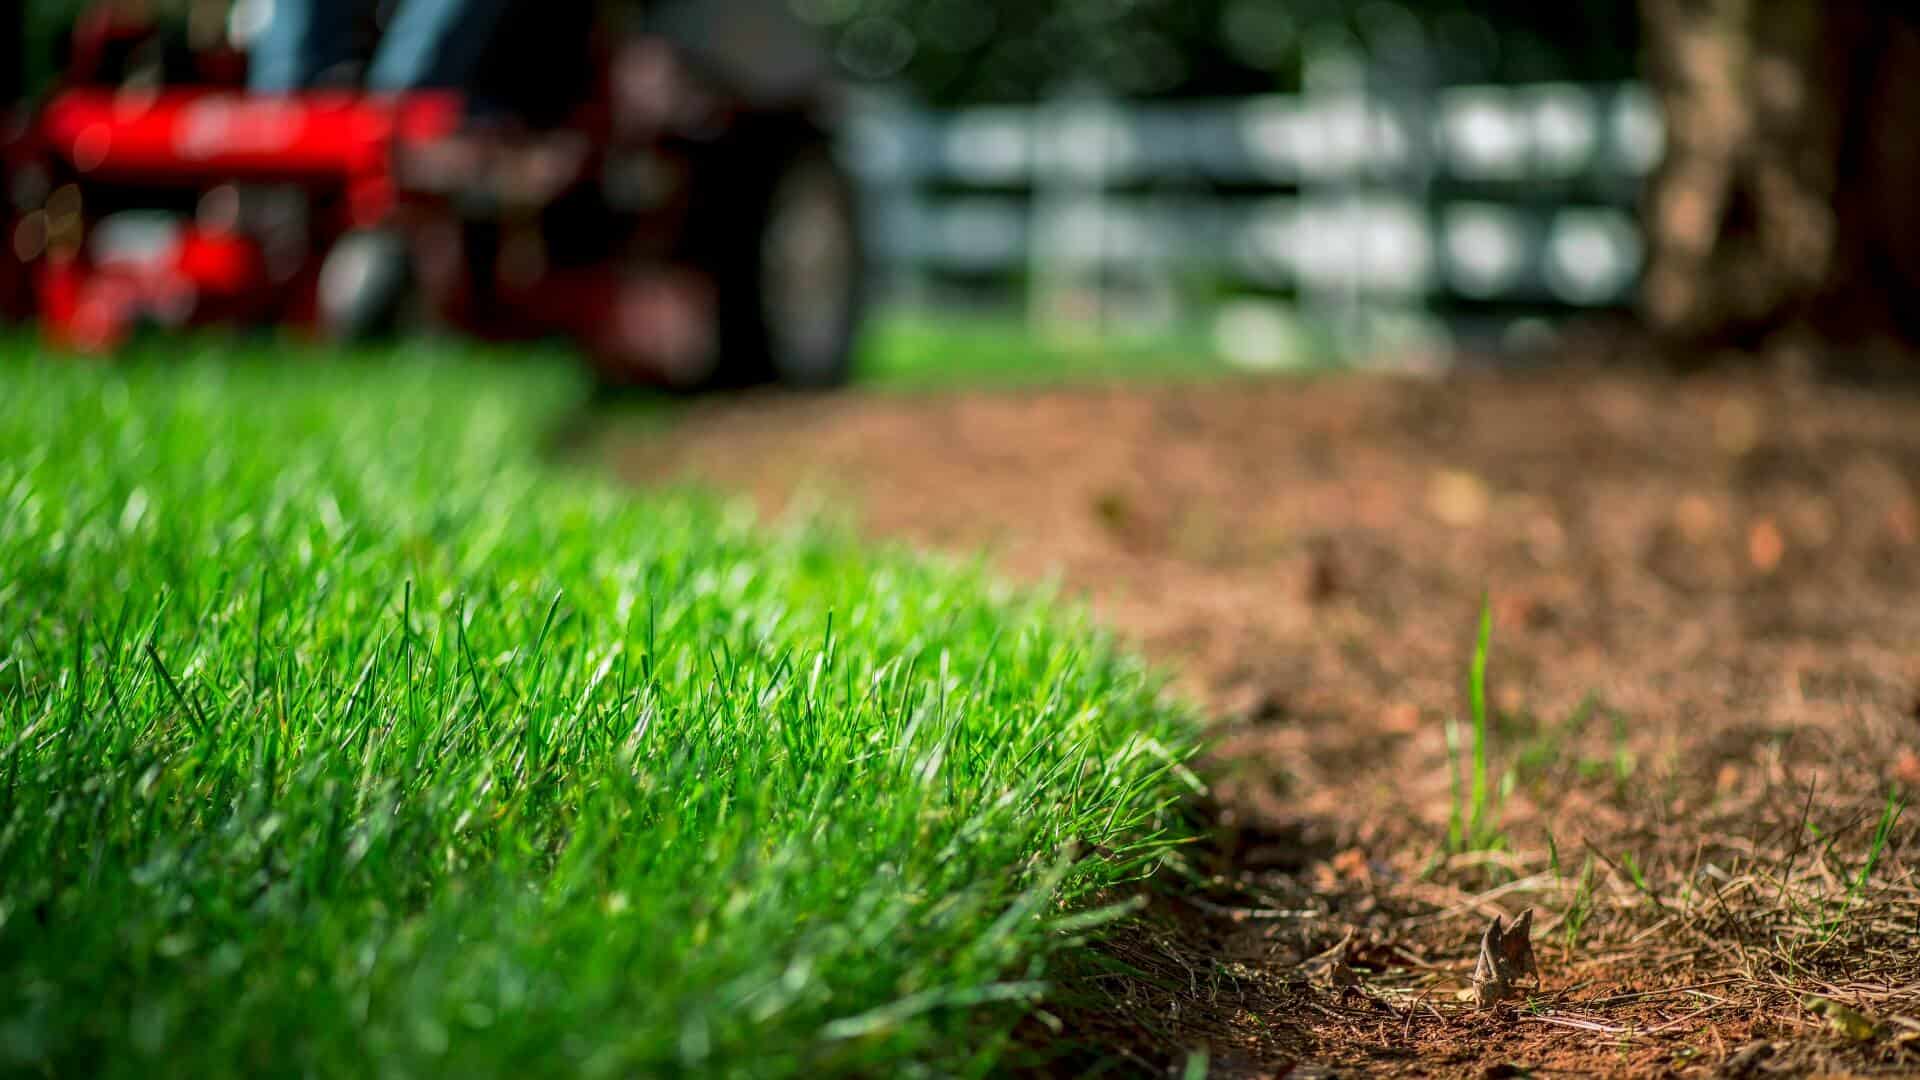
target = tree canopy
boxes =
[16,0,1640,105]
[804,0,1641,104]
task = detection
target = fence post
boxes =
[1029,84,1118,344]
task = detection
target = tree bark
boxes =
[1639,0,1920,367]
[1,2,21,105]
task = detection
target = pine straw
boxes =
[1036,728,1920,1076]
[608,362,1920,1076]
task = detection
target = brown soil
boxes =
[602,366,1920,1077]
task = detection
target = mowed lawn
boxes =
[0,344,1198,1076]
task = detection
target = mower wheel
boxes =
[318,229,412,342]
[708,136,864,389]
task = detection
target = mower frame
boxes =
[1,3,865,390]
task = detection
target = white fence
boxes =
[843,82,1665,361]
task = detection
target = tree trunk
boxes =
[1639,0,1920,368]
[1,2,21,105]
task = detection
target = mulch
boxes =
[603,362,1920,1077]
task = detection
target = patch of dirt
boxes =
[604,367,1920,1077]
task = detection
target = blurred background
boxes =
[8,0,1917,381]
[835,0,1648,374]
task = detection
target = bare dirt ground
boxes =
[603,366,1920,1077]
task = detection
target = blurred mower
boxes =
[0,0,864,390]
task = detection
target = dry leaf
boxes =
[1305,928,1363,991]
[1894,748,1920,787]
[1716,762,1743,791]
[1429,469,1490,527]
[1712,398,1761,455]
[1804,996,1881,1042]
[1748,519,1785,572]
[1322,958,1361,990]
[1675,494,1720,542]
[1892,1015,1920,1054]
[1381,703,1423,733]
[1890,500,1919,545]
[1716,1040,1774,1077]
[1472,908,1538,1008]
[1331,848,1369,881]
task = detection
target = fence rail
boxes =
[843,82,1665,357]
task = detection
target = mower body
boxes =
[2,4,864,389]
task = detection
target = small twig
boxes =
[1401,872,1559,928]
[1181,894,1317,921]
[1577,977,1750,1008]
[1521,1001,1723,1037]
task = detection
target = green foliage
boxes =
[0,343,1198,1077]
[857,310,1233,389]
[1544,830,1596,955]
[19,0,88,98]
[1445,598,1504,853]
[1823,786,1906,942]
[810,0,1640,103]
[9,0,1641,107]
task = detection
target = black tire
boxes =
[316,228,413,342]
[705,133,864,389]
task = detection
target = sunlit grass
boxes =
[855,309,1230,389]
[0,341,1198,1076]
[1445,600,1505,854]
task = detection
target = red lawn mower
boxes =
[0,1,865,390]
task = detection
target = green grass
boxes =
[856,310,1232,390]
[0,340,1199,1077]
[1823,786,1906,942]
[1444,599,1504,854]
